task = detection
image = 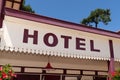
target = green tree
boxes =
[21,0,35,13]
[81,8,111,28]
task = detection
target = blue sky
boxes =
[25,0,120,32]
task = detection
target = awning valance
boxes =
[0,46,111,61]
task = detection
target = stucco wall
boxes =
[0,51,108,71]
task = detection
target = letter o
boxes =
[44,33,58,47]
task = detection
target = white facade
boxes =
[0,8,120,80]
[1,15,120,61]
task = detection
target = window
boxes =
[14,74,40,80]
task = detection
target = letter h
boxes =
[23,29,38,44]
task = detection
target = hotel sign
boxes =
[23,29,100,52]
[2,16,120,60]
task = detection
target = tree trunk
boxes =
[95,23,98,28]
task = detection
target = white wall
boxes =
[0,51,108,71]
[2,16,120,60]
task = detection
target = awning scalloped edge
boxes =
[0,46,113,61]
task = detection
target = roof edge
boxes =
[4,8,120,39]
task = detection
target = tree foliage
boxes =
[81,8,111,28]
[21,0,35,13]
